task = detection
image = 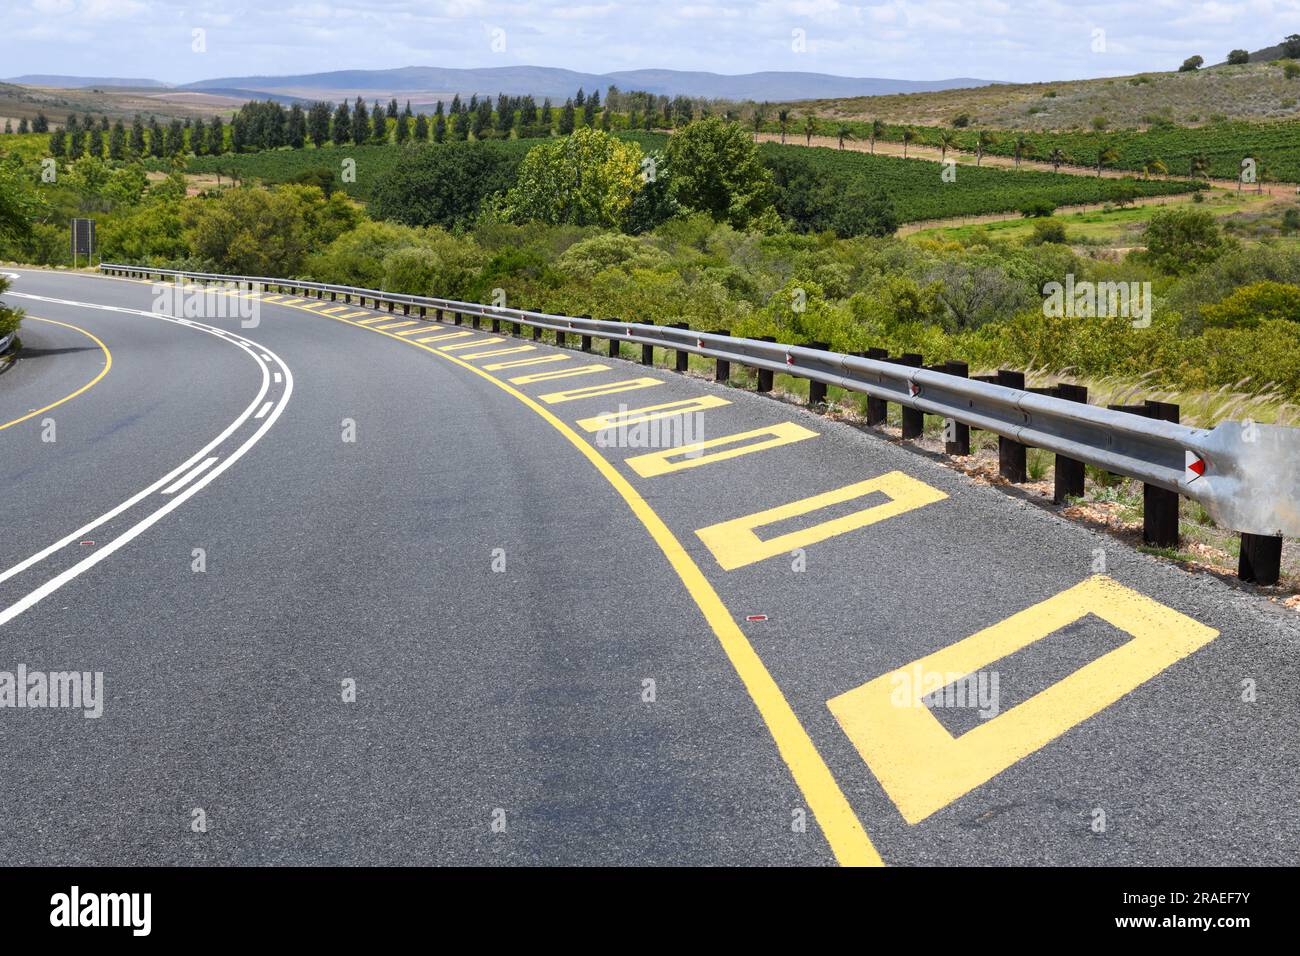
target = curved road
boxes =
[0,268,1296,866]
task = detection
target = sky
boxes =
[7,0,1300,85]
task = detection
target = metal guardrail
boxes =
[100,263,1300,574]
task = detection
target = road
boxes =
[0,268,1296,866]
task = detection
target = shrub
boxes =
[1028,219,1067,244]
[1142,207,1232,275]
[1201,281,1300,328]
[1020,199,1058,217]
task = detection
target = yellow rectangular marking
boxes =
[261,295,285,302]
[441,337,505,352]
[320,306,351,314]
[395,325,436,336]
[482,354,569,371]
[337,311,371,319]
[538,378,663,404]
[827,575,1219,824]
[696,471,947,571]
[509,364,609,385]
[279,298,306,305]
[624,422,818,478]
[414,330,473,343]
[576,395,732,433]
[462,345,535,360]
[357,316,391,325]
[376,320,417,330]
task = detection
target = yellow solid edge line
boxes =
[0,317,113,431]
[277,300,882,868]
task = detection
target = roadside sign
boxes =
[70,218,96,264]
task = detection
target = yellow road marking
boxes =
[395,325,436,336]
[357,316,392,325]
[257,294,885,867]
[376,320,417,330]
[576,395,731,432]
[0,316,112,431]
[697,471,947,571]
[539,378,662,404]
[441,337,504,352]
[462,345,536,360]
[415,331,473,343]
[827,575,1219,824]
[337,311,370,319]
[625,422,818,478]
[482,354,567,371]
[279,298,306,305]
[320,306,351,315]
[510,364,609,385]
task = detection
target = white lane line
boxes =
[255,400,273,419]
[261,353,272,361]
[274,372,282,383]
[0,293,294,626]
[160,457,219,495]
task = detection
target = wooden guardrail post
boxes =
[898,354,924,439]
[1053,384,1088,502]
[865,348,889,426]
[943,361,971,455]
[757,337,776,392]
[608,325,620,359]
[640,322,655,366]
[1107,400,1181,547]
[1239,534,1283,585]
[712,330,731,382]
[995,369,1027,482]
[672,324,690,372]
[807,342,831,407]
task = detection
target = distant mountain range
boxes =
[4,66,999,102]
[6,75,169,89]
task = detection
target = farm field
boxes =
[756,142,1200,222]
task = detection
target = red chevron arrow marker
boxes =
[1185,449,1206,483]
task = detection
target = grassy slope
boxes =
[791,61,1300,130]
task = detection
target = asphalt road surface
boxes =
[1,268,1296,866]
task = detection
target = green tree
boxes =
[1227,49,1250,65]
[664,117,774,229]
[353,98,369,146]
[499,127,644,229]
[413,112,429,141]
[130,115,146,156]
[870,118,884,153]
[1143,207,1231,274]
[308,101,331,147]
[803,114,817,146]
[332,101,352,146]
[559,99,576,134]
[1179,55,1204,72]
[287,103,306,149]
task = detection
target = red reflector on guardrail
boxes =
[1185,450,1205,483]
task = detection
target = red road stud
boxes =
[746,614,768,622]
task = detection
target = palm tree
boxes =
[1189,153,1210,178]
[1142,157,1168,180]
[1048,147,1066,172]
[836,124,854,150]
[939,130,957,161]
[750,106,766,142]
[870,118,884,154]
[1013,134,1030,168]
[976,130,995,166]
[902,127,916,158]
[1095,144,1118,177]
[777,108,790,144]
[803,114,817,146]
